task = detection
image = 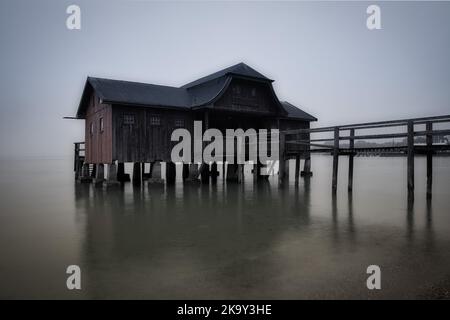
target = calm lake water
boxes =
[1,155,450,299]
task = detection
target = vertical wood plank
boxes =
[332,127,339,193]
[426,121,433,199]
[407,121,414,200]
[348,128,355,191]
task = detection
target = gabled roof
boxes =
[89,77,189,108]
[181,62,273,88]
[75,62,316,121]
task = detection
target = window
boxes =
[123,114,135,125]
[251,88,256,97]
[175,119,184,127]
[99,117,104,132]
[90,122,94,135]
[150,116,160,126]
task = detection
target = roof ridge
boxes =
[88,76,183,90]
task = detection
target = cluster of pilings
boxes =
[74,157,313,188]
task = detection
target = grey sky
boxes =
[1,0,449,157]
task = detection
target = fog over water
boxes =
[1,156,450,299]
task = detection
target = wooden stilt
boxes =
[148,161,164,185]
[106,162,120,186]
[165,162,176,185]
[301,157,312,177]
[237,164,244,184]
[132,162,141,186]
[182,163,190,181]
[407,121,414,200]
[211,162,219,183]
[90,164,97,178]
[348,128,355,192]
[332,127,339,193]
[79,163,92,183]
[278,132,286,185]
[199,163,210,184]
[426,122,432,199]
[117,162,127,182]
[94,163,104,187]
[294,155,300,185]
[226,163,238,182]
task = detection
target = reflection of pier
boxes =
[281,114,450,200]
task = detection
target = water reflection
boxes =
[3,157,450,299]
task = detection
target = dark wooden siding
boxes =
[85,94,113,164]
[213,78,279,114]
[280,119,310,155]
[112,105,193,162]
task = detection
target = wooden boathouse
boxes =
[70,63,317,185]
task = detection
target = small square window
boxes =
[150,116,160,126]
[124,114,135,125]
[175,119,184,127]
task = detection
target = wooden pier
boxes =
[74,114,450,200]
[280,114,450,200]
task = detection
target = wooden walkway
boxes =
[280,114,450,200]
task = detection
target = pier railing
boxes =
[280,114,450,199]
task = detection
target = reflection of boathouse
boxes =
[70,63,316,184]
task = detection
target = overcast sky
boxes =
[1,0,449,157]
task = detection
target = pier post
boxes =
[117,162,127,182]
[148,161,164,185]
[348,128,355,191]
[90,164,97,179]
[106,162,120,186]
[142,163,150,181]
[278,132,286,185]
[222,162,226,182]
[226,163,238,182]
[94,163,105,187]
[132,162,141,186]
[332,127,339,193]
[79,163,92,183]
[211,162,219,183]
[301,157,312,177]
[185,163,200,183]
[237,164,244,184]
[426,121,433,199]
[199,163,210,184]
[407,121,414,200]
[165,161,176,185]
[294,155,300,185]
[182,163,190,181]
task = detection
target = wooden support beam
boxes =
[278,132,286,185]
[426,121,433,199]
[348,128,355,192]
[199,162,210,184]
[94,163,105,187]
[166,162,176,185]
[237,164,244,184]
[132,162,141,186]
[332,127,339,193]
[105,162,120,186]
[294,155,300,185]
[182,163,190,181]
[211,162,219,183]
[407,121,414,200]
[148,161,164,185]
